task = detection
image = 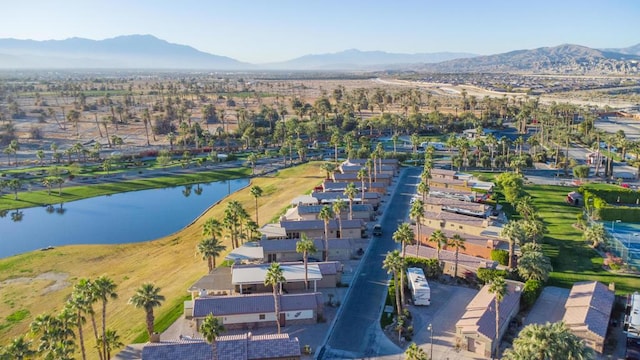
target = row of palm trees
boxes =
[0,277,167,360]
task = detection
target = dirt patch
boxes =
[0,272,70,294]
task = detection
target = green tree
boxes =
[7,179,22,200]
[583,223,609,248]
[199,314,225,344]
[128,283,165,338]
[320,162,336,179]
[264,262,286,334]
[404,342,428,360]
[495,172,524,205]
[319,205,334,261]
[500,220,525,269]
[2,336,36,360]
[199,220,226,271]
[502,322,593,360]
[332,197,346,239]
[428,229,447,261]
[449,234,466,278]
[95,329,122,360]
[517,250,552,282]
[383,250,404,315]
[250,185,263,224]
[410,199,425,256]
[92,276,118,360]
[296,234,317,290]
[343,182,358,220]
[68,278,97,360]
[393,223,415,306]
[488,276,508,359]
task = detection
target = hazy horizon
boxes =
[1,0,639,63]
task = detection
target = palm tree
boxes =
[318,205,334,261]
[200,313,225,345]
[128,283,165,338]
[264,262,287,334]
[72,278,101,360]
[449,234,466,278]
[417,180,429,202]
[391,133,399,155]
[2,336,36,360]
[357,168,367,202]
[200,218,225,270]
[332,197,346,239]
[503,322,593,360]
[428,229,447,261]
[517,247,552,282]
[320,162,336,179]
[583,223,609,248]
[92,276,118,360]
[383,250,404,315]
[250,185,263,224]
[488,276,508,359]
[393,223,415,306]
[296,234,317,290]
[404,342,428,360]
[410,199,425,256]
[344,182,358,220]
[96,329,122,360]
[500,220,525,269]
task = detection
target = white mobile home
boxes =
[407,267,430,306]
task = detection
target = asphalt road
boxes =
[320,167,421,359]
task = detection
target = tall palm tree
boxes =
[92,276,118,360]
[503,321,592,360]
[393,223,415,306]
[264,262,287,334]
[428,229,447,261]
[344,182,358,220]
[73,278,101,360]
[517,246,553,282]
[417,180,429,202]
[296,234,317,290]
[500,220,525,269]
[128,283,165,338]
[200,218,225,270]
[200,314,225,345]
[357,168,367,202]
[410,199,425,256]
[449,234,466,278]
[318,205,334,261]
[2,335,36,360]
[488,276,508,360]
[382,250,404,315]
[320,161,336,179]
[96,329,122,360]
[250,185,263,224]
[332,197,346,239]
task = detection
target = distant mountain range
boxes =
[0,34,639,74]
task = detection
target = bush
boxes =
[477,268,508,285]
[521,279,543,309]
[405,257,442,278]
[491,249,509,266]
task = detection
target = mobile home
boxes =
[407,267,431,306]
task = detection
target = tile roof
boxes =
[193,292,321,318]
[312,191,380,201]
[423,210,488,227]
[279,219,364,231]
[188,267,233,292]
[563,281,614,340]
[456,280,524,340]
[294,204,373,215]
[142,339,213,360]
[231,263,323,285]
[142,333,301,360]
[260,239,352,252]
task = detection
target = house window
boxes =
[259,314,266,320]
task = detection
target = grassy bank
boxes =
[0,162,323,353]
[0,167,250,211]
[527,184,640,293]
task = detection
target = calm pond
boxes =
[1,178,249,258]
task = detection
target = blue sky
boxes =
[2,0,639,63]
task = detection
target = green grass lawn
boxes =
[0,167,251,211]
[527,184,640,294]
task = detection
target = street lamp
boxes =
[427,323,433,360]
[612,219,621,232]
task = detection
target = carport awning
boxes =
[225,243,263,262]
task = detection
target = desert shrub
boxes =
[405,257,442,278]
[521,279,543,309]
[491,249,509,266]
[477,268,508,285]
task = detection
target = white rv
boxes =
[406,267,431,306]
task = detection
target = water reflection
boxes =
[1,178,249,258]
